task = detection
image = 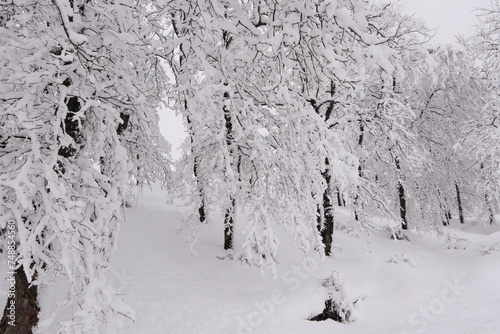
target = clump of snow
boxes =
[387,252,416,268]
[444,232,469,250]
[479,243,499,255]
[310,271,361,323]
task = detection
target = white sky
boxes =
[398,0,491,44]
[159,1,491,160]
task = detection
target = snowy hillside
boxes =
[7,185,496,334]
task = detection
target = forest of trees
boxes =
[0,0,498,333]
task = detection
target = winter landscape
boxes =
[0,0,499,333]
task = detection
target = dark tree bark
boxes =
[437,190,450,226]
[319,159,335,256]
[224,198,235,250]
[442,212,450,226]
[354,121,364,221]
[446,210,452,222]
[336,189,344,207]
[223,84,237,251]
[395,158,408,230]
[309,81,337,255]
[172,16,206,224]
[0,268,40,334]
[480,164,495,225]
[398,182,408,230]
[220,30,238,251]
[187,114,206,224]
[4,60,84,332]
[455,182,464,224]
[193,156,207,224]
[488,205,494,225]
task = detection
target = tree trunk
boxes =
[336,190,344,207]
[398,182,408,230]
[320,159,334,256]
[446,210,452,222]
[224,199,235,250]
[485,194,494,225]
[455,182,464,224]
[437,190,450,226]
[223,85,237,251]
[395,158,408,230]
[188,114,206,224]
[353,120,365,221]
[353,164,363,222]
[442,212,450,226]
[171,16,206,225]
[321,191,334,256]
[309,82,336,256]
[0,267,39,333]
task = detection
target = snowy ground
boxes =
[2,185,500,333]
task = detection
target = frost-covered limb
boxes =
[0,0,171,332]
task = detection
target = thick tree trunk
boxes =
[186,114,206,224]
[309,82,336,256]
[398,182,408,230]
[0,267,39,333]
[336,190,344,207]
[446,210,452,222]
[442,212,450,226]
[395,158,408,230]
[485,194,494,225]
[224,199,235,250]
[455,182,464,224]
[321,192,334,256]
[353,121,365,222]
[223,85,237,251]
[171,17,206,225]
[488,207,494,225]
[320,159,334,256]
[437,190,450,226]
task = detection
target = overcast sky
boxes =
[398,0,490,44]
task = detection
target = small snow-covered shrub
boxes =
[444,233,469,250]
[479,243,500,255]
[309,271,360,323]
[387,253,416,268]
[337,219,363,238]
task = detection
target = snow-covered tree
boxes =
[170,0,423,271]
[169,0,338,270]
[463,0,500,223]
[0,1,169,332]
[358,40,496,230]
[330,3,432,232]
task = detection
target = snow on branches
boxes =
[0,0,170,332]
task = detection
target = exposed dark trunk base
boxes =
[0,267,39,334]
[321,205,334,256]
[395,159,408,230]
[190,119,206,225]
[486,194,494,225]
[224,199,235,250]
[309,299,350,322]
[442,210,451,226]
[319,161,334,256]
[390,230,411,241]
[198,204,206,224]
[192,155,206,224]
[442,210,449,226]
[336,190,345,207]
[456,182,464,224]
[354,209,359,222]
